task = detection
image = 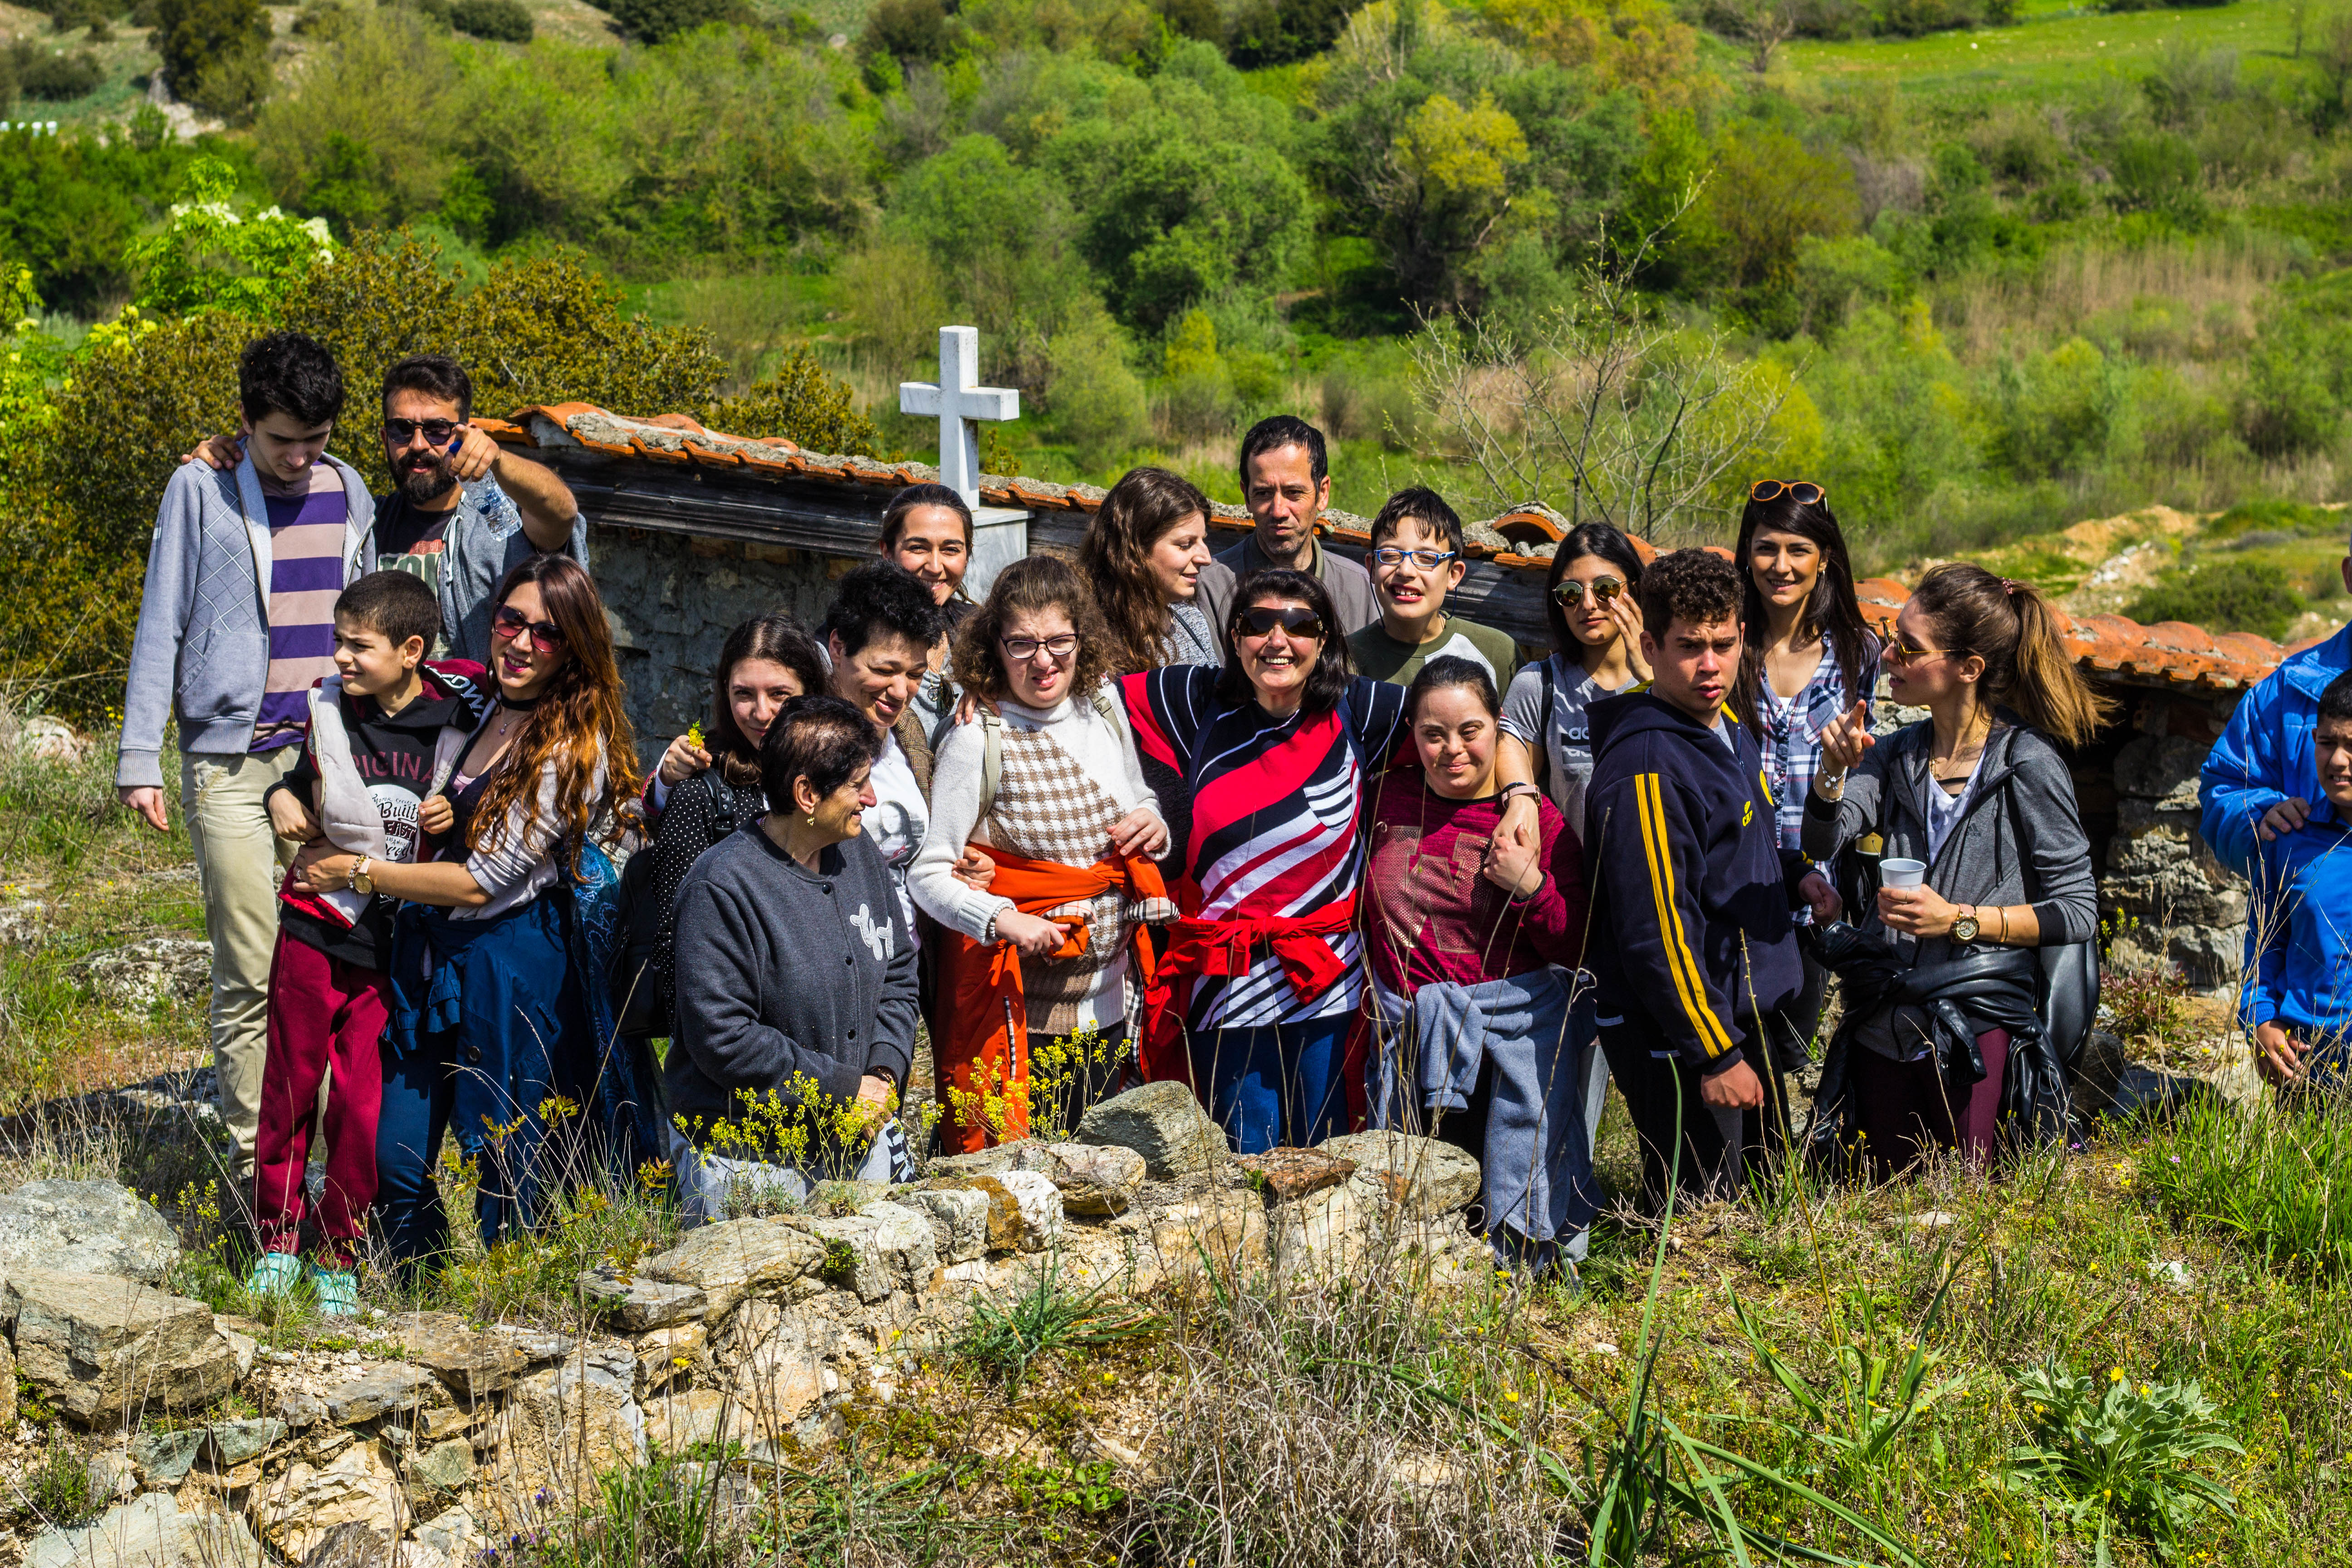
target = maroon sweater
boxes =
[1362,769,1587,996]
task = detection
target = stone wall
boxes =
[589,525,848,764]
[2097,694,2248,990]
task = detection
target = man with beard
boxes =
[186,356,584,664]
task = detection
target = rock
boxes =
[81,939,211,1013]
[408,1438,472,1493]
[415,1406,482,1443]
[633,1320,708,1396]
[1269,1181,1373,1277]
[216,1322,257,1380]
[578,1266,708,1331]
[639,1216,829,1318]
[0,1332,15,1426]
[1321,1131,1481,1218]
[926,1142,1030,1179]
[130,1429,205,1485]
[906,1186,991,1263]
[86,1450,137,1504]
[1238,1147,1357,1203]
[323,1366,436,1426]
[0,1181,181,1283]
[1075,1081,1227,1179]
[642,1387,742,1452]
[490,1352,646,1513]
[384,1314,534,1401]
[206,1419,286,1466]
[712,1300,834,1440]
[993,1170,1063,1253]
[26,1493,262,1568]
[402,1507,480,1568]
[297,1522,387,1568]
[275,1391,329,1429]
[789,1202,939,1303]
[1142,1190,1267,1287]
[1,1270,240,1424]
[1016,1142,1147,1216]
[2113,734,2206,809]
[255,1441,405,1563]
[20,716,90,765]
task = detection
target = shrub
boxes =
[149,0,273,119]
[2007,1362,2241,1564]
[858,0,951,62]
[2126,558,2305,640]
[601,0,742,44]
[12,44,104,100]
[1704,123,1862,293]
[449,0,531,39]
[2107,132,2206,225]
[706,346,881,456]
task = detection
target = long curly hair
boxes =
[951,554,1118,704]
[1079,466,1212,676]
[466,554,642,871]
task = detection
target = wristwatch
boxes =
[1950,904,1980,944]
[351,856,373,897]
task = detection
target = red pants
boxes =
[255,932,385,1264]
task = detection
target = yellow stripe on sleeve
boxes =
[1635,773,1736,1058]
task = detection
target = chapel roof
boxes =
[488,403,2294,698]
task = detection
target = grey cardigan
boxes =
[1801,718,2098,966]
[118,456,375,789]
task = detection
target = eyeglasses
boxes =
[1883,637,1957,668]
[1234,606,1326,641]
[1371,546,1459,569]
[1750,479,1826,506]
[383,418,464,448]
[1552,575,1625,607]
[1000,632,1078,662]
[492,605,567,653]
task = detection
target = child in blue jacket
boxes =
[2244,666,2352,1094]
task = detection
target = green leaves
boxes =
[2006,1362,2242,1565]
[124,157,334,321]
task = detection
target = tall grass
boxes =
[2136,1089,2352,1279]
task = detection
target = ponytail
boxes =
[1911,563,2114,750]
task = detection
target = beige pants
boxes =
[183,747,300,1178]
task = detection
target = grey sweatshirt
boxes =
[1801,717,2098,965]
[667,823,917,1148]
[1195,532,1380,662]
[117,455,375,789]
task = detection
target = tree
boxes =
[124,156,333,318]
[148,0,272,121]
[1703,123,1859,292]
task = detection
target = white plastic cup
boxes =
[1880,858,1926,889]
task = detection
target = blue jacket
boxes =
[2241,818,2352,1037]
[1582,691,1811,1074]
[2200,620,2352,878]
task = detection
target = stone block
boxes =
[642,1387,743,1453]
[1,1270,239,1425]
[711,1300,833,1440]
[129,1429,205,1485]
[1014,1142,1147,1215]
[409,1439,472,1494]
[26,1493,261,1568]
[205,1419,287,1466]
[253,1441,405,1563]
[633,1320,707,1396]
[2113,734,2208,808]
[489,1354,646,1513]
[578,1266,708,1331]
[992,1171,1062,1253]
[0,1181,180,1283]
[384,1313,535,1401]
[926,1142,1029,1179]
[1268,1183,1374,1277]
[788,1202,939,1303]
[1238,1147,1357,1202]
[1075,1081,1226,1179]
[1142,1190,1267,1286]
[1321,1131,1481,1218]
[323,1367,435,1427]
[906,1186,991,1263]
[639,1215,829,1318]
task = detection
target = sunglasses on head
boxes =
[383,418,464,448]
[1233,606,1326,641]
[1750,479,1826,506]
[492,604,567,654]
[1552,575,1624,607]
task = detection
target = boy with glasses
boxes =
[184,356,583,665]
[118,332,374,1179]
[1347,486,1519,690]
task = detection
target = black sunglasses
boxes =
[1233,606,1326,640]
[492,604,566,653]
[384,418,464,448]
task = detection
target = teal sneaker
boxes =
[311,1264,360,1318]
[244,1252,304,1299]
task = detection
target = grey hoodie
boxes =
[1800,716,2097,966]
[117,455,375,789]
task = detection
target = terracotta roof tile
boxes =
[498,403,2297,698]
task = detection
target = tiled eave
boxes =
[490,405,2293,699]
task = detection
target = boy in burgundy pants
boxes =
[253,571,485,1311]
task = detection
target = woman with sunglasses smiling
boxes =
[294,554,661,1266]
[1731,480,1879,1054]
[914,557,1176,1149]
[1123,569,1420,1152]
[1500,523,1651,831]
[1803,563,2108,1176]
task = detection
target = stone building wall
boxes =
[2097,693,2248,991]
[590,525,849,762]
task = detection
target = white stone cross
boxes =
[899,325,1020,511]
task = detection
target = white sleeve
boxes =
[906,720,1012,941]
[464,759,573,902]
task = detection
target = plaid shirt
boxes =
[1753,628,1879,858]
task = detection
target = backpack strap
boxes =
[976,708,1005,823]
[1534,656,1556,793]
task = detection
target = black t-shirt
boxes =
[271,666,485,970]
[374,494,458,653]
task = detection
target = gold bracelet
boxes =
[1996,906,2010,943]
